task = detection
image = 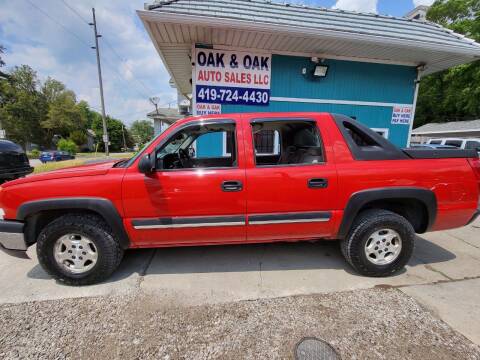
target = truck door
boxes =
[241,114,339,242]
[122,118,247,247]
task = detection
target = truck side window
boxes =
[445,140,462,147]
[156,122,237,170]
[251,120,324,166]
[465,140,480,150]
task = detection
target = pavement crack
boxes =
[258,244,266,290]
[424,264,454,281]
[445,232,480,250]
[259,261,263,287]
[411,254,454,281]
[137,249,157,288]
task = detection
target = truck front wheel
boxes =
[340,209,415,277]
[36,213,124,286]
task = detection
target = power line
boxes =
[58,0,157,98]
[26,0,179,119]
[28,0,152,101]
[59,0,90,25]
[102,38,155,95]
[25,0,91,48]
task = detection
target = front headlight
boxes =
[0,208,4,220]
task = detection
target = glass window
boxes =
[370,128,389,139]
[254,130,280,155]
[445,140,462,147]
[344,122,379,147]
[428,140,441,145]
[466,141,480,150]
[156,122,236,170]
[252,120,324,166]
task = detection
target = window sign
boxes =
[193,48,271,108]
[391,105,413,125]
[195,103,222,116]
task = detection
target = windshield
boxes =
[157,131,191,158]
[121,131,163,168]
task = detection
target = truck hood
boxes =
[1,161,117,188]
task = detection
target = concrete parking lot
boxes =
[1,218,479,358]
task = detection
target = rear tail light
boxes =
[468,158,480,181]
[468,158,480,208]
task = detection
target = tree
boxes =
[0,65,47,148]
[416,0,480,127]
[130,119,154,146]
[77,100,95,129]
[91,114,133,152]
[41,79,85,139]
[0,45,8,80]
[57,138,77,154]
[69,130,87,146]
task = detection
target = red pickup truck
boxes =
[0,113,479,285]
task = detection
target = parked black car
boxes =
[0,140,33,184]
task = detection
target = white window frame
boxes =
[223,130,281,156]
[370,128,389,139]
[255,130,280,156]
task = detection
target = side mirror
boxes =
[138,154,154,174]
[476,147,480,153]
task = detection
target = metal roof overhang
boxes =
[137,9,480,96]
[413,129,480,136]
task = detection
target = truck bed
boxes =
[403,148,479,159]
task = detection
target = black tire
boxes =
[36,213,124,286]
[340,209,415,277]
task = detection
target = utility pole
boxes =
[90,8,109,156]
[122,125,127,152]
[149,96,160,134]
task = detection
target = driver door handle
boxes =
[308,178,328,189]
[222,180,243,192]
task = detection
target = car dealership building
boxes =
[138,0,480,148]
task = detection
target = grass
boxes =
[75,152,135,158]
[32,153,135,174]
[33,159,88,174]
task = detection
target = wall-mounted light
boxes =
[313,64,329,77]
[302,57,329,80]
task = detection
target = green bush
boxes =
[57,139,77,155]
[29,149,40,158]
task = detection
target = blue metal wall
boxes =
[195,132,224,158]
[221,54,417,148]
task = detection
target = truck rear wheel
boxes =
[340,209,415,277]
[36,213,124,286]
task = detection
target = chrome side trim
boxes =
[248,218,330,225]
[248,211,331,225]
[134,221,246,230]
[132,212,332,229]
[132,215,246,230]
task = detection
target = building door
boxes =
[122,118,247,247]
[241,114,339,242]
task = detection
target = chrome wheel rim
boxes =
[54,234,98,274]
[364,228,402,265]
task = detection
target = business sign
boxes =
[391,105,413,125]
[194,48,271,108]
[195,103,222,116]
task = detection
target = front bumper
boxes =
[0,220,29,258]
